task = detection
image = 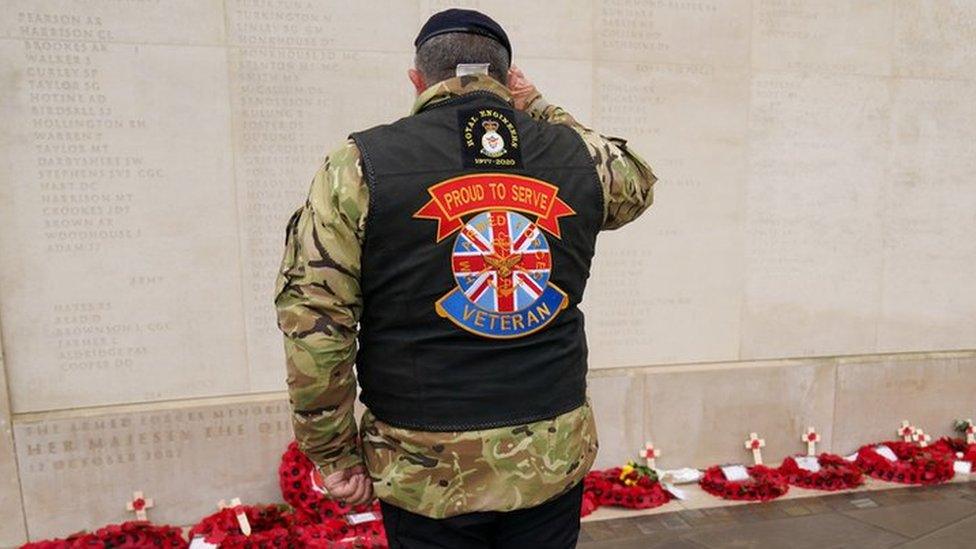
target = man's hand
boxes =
[507,65,540,111]
[322,464,374,505]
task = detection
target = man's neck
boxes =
[411,74,513,114]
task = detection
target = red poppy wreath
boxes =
[854,441,955,485]
[22,522,188,549]
[778,453,864,491]
[20,531,100,549]
[188,504,293,548]
[931,437,976,464]
[699,465,789,502]
[582,462,673,514]
[580,469,602,517]
[931,421,976,466]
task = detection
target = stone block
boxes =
[832,352,976,454]
[14,395,293,540]
[643,360,837,469]
[587,371,645,469]
[0,346,27,547]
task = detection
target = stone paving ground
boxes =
[578,475,976,548]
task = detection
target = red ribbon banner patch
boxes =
[414,173,575,241]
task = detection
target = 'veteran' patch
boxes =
[414,173,574,338]
[458,107,523,169]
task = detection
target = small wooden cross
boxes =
[642,441,661,469]
[802,427,821,457]
[964,419,975,445]
[219,498,251,536]
[913,429,932,448]
[125,491,154,521]
[898,420,916,442]
[745,432,765,465]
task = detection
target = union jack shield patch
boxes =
[414,173,573,338]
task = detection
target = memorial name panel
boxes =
[0,0,224,45]
[878,78,976,352]
[893,1,976,80]
[0,6,246,412]
[751,0,892,75]
[741,71,888,360]
[595,0,751,67]
[585,61,748,368]
[226,0,414,390]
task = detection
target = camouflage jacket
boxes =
[275,74,657,518]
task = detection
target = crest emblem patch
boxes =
[415,173,575,338]
[458,107,523,169]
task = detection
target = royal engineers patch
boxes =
[458,107,523,169]
[414,173,575,338]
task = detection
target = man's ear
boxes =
[408,68,427,95]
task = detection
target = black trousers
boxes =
[380,481,584,549]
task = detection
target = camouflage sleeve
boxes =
[525,95,657,230]
[274,140,368,475]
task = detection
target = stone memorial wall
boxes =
[1,1,974,544]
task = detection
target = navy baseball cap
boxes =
[415,9,512,63]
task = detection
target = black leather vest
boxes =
[350,89,603,430]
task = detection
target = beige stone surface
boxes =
[0,343,27,547]
[751,1,893,75]
[894,0,976,79]
[584,62,747,368]
[223,0,421,396]
[0,36,247,412]
[741,71,889,360]
[226,0,415,52]
[228,44,414,391]
[878,78,976,352]
[832,352,976,454]
[0,0,224,45]
[587,371,645,469]
[594,0,752,68]
[643,360,837,469]
[13,394,293,540]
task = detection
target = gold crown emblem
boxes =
[482,120,500,132]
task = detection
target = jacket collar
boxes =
[411,74,513,114]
